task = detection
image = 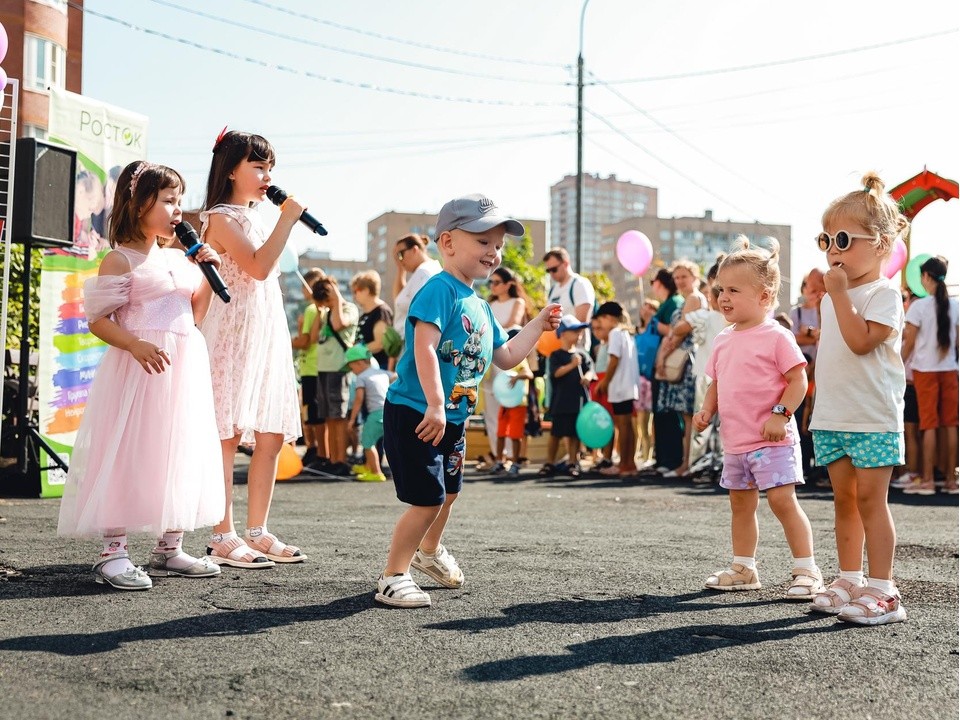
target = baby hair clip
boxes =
[212,125,228,152]
[129,161,147,195]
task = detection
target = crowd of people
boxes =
[53,133,954,624]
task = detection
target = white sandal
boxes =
[206,536,275,569]
[375,573,431,608]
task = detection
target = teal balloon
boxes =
[906,253,932,298]
[278,243,299,273]
[492,371,525,408]
[576,401,614,449]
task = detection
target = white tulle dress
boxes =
[199,205,301,445]
[57,245,226,538]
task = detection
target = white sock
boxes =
[211,530,238,545]
[100,534,134,576]
[867,577,896,595]
[732,555,756,570]
[839,570,866,585]
[792,556,817,571]
[154,531,184,554]
[245,525,268,541]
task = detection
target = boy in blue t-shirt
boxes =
[376,194,561,609]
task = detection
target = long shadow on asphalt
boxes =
[457,613,836,681]
[0,591,372,655]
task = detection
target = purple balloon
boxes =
[616,230,654,276]
[0,23,7,65]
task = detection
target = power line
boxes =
[236,0,568,69]
[594,28,958,84]
[75,4,572,108]
[144,0,569,86]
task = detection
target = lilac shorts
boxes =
[720,444,804,491]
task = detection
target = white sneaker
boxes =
[374,573,431,608]
[891,472,918,489]
[411,544,465,588]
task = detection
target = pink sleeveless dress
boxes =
[57,245,225,538]
[199,205,301,445]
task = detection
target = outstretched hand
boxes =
[537,303,562,332]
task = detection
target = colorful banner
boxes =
[35,89,148,497]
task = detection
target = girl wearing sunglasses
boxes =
[808,172,910,626]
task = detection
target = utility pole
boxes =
[575,0,590,274]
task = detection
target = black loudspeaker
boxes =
[12,138,78,248]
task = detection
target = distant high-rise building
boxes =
[601,210,793,319]
[550,173,658,273]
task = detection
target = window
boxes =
[24,34,66,91]
[34,0,68,12]
[22,124,48,139]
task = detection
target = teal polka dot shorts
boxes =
[812,430,904,469]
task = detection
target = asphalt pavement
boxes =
[0,464,957,720]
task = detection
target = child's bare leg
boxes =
[855,466,896,580]
[622,415,637,469]
[765,484,814,558]
[566,436,580,466]
[420,492,458,554]
[826,457,865,571]
[365,447,382,475]
[214,435,242,535]
[729,489,760,558]
[385,504,443,575]
[495,436,506,463]
[546,436,560,464]
[247,431,284,529]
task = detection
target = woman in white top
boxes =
[392,233,442,341]
[480,267,532,469]
[900,255,959,494]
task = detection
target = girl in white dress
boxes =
[200,130,306,568]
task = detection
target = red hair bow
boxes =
[212,125,228,152]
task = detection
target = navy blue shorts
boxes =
[550,412,578,439]
[383,400,465,506]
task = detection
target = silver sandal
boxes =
[92,552,153,591]
[148,549,222,578]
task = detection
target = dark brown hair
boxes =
[108,161,184,247]
[920,255,951,357]
[204,130,276,210]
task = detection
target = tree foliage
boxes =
[583,271,615,304]
[0,245,42,349]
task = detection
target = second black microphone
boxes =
[174,221,231,303]
[266,185,328,236]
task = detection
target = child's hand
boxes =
[761,414,789,442]
[508,376,519,388]
[823,265,849,295]
[192,243,222,270]
[596,379,609,395]
[570,354,582,367]
[416,404,447,446]
[279,195,306,223]
[537,303,562,332]
[693,410,713,431]
[127,338,171,374]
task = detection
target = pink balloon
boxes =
[0,23,7,64]
[884,236,907,279]
[616,230,653,276]
[0,67,7,94]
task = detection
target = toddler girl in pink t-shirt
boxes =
[693,237,823,601]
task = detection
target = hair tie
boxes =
[129,162,147,195]
[863,186,871,193]
[936,274,946,281]
[212,125,228,152]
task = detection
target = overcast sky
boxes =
[81,0,959,296]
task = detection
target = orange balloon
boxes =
[536,330,562,356]
[276,443,303,481]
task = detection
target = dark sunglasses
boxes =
[816,231,876,252]
[488,279,503,286]
[397,245,413,260]
[545,265,561,274]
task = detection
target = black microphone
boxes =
[174,221,231,303]
[265,185,328,236]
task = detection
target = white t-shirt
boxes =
[548,273,596,348]
[393,258,442,339]
[489,297,525,330]
[606,326,639,403]
[810,279,905,433]
[904,295,959,372]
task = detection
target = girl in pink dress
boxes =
[200,130,305,568]
[57,162,226,591]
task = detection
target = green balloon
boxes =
[576,401,614,449]
[905,253,933,298]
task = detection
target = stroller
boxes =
[689,414,722,484]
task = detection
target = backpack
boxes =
[381,326,404,358]
[635,321,662,380]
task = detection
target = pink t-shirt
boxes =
[705,319,807,454]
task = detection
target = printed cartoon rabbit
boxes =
[438,314,487,412]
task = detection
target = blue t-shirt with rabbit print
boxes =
[387,270,508,425]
